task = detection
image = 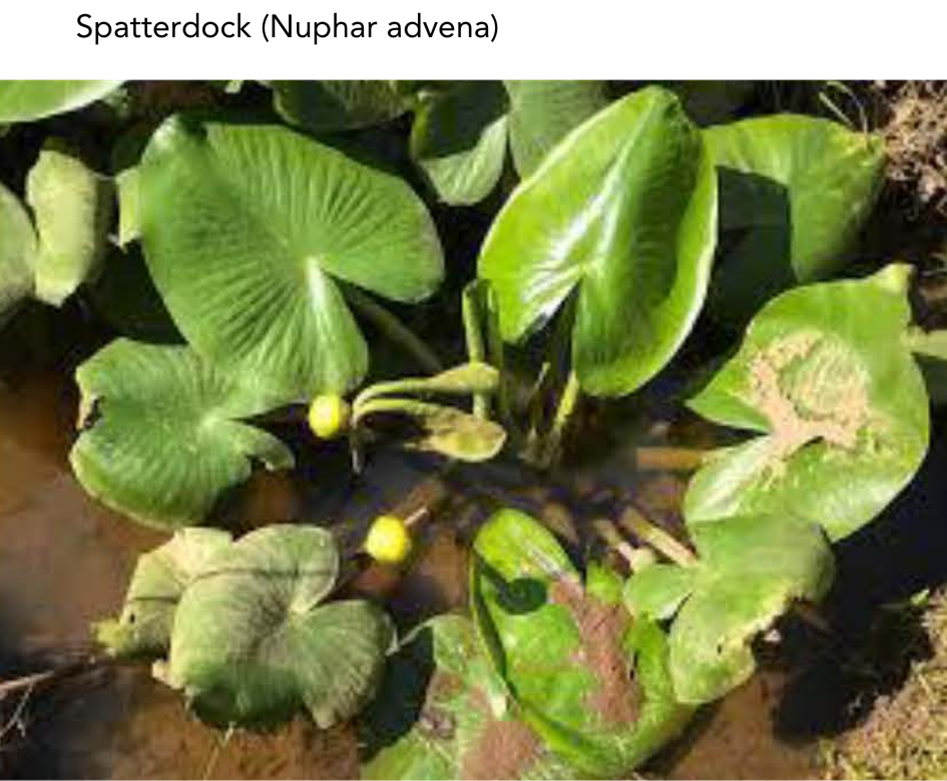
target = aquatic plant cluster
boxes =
[0,79,941,778]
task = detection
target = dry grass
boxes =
[823,590,947,779]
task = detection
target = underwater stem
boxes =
[635,446,707,472]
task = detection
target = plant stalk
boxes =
[345,286,443,375]
[618,505,697,567]
[539,371,581,468]
[462,285,490,419]
[635,446,707,472]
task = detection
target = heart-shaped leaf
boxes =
[685,264,929,541]
[625,514,834,703]
[504,80,609,177]
[471,509,695,776]
[704,115,885,321]
[95,528,232,659]
[26,147,114,305]
[70,339,294,530]
[0,181,36,324]
[138,115,444,401]
[478,85,717,397]
[410,81,510,206]
[271,81,408,133]
[0,80,122,122]
[163,525,393,729]
[361,614,573,780]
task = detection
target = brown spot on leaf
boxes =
[460,711,542,780]
[549,577,641,726]
[748,332,873,477]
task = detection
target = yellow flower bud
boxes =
[308,394,351,439]
[365,514,413,565]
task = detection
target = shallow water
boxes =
[0,371,819,779]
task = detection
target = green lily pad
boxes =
[25,147,114,306]
[504,80,609,177]
[95,528,232,659]
[471,509,695,777]
[138,115,444,401]
[0,80,123,122]
[70,339,294,530]
[410,81,510,206]
[271,81,408,133]
[685,264,930,541]
[625,514,834,703]
[362,614,573,780]
[704,115,885,322]
[0,181,37,324]
[163,524,393,729]
[478,85,717,398]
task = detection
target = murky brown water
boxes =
[0,371,819,779]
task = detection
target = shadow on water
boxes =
[774,420,947,742]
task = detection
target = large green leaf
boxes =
[625,514,834,703]
[685,265,929,541]
[0,181,36,323]
[478,85,717,397]
[504,80,609,177]
[70,339,294,530]
[362,614,573,780]
[705,115,885,321]
[95,528,232,659]
[471,509,695,777]
[138,115,444,401]
[410,81,510,206]
[26,147,114,305]
[0,80,122,122]
[163,525,393,729]
[271,80,408,133]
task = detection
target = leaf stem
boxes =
[592,519,657,572]
[344,286,443,375]
[462,284,490,419]
[618,505,697,567]
[539,371,581,467]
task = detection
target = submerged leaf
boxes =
[165,525,392,729]
[0,80,122,122]
[138,115,444,401]
[478,85,717,397]
[471,509,695,776]
[357,397,506,462]
[70,339,294,530]
[705,115,885,321]
[95,528,232,659]
[625,514,834,704]
[26,148,113,306]
[685,264,929,541]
